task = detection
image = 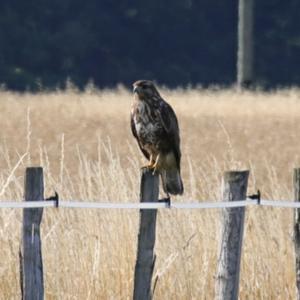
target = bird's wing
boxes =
[130,112,150,160]
[157,100,181,169]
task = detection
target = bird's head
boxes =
[133,80,160,101]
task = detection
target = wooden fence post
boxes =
[133,168,159,300]
[20,167,44,300]
[294,168,300,300]
[237,0,254,89]
[215,170,249,300]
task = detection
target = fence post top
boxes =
[224,170,249,181]
[26,167,43,174]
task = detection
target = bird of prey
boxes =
[131,80,183,195]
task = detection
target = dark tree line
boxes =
[0,0,299,91]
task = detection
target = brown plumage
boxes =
[130,80,183,195]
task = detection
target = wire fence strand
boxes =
[0,199,299,209]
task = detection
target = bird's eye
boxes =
[142,85,147,89]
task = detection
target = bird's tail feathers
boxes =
[161,169,184,195]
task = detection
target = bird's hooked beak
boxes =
[133,85,139,94]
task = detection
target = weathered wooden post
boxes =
[215,170,249,300]
[294,168,300,300]
[133,168,159,300]
[20,167,44,300]
[237,0,254,89]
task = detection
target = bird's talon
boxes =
[141,163,155,170]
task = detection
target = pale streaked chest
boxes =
[132,101,163,143]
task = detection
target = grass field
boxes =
[0,85,300,299]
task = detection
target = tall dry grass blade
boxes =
[26,107,31,165]
[0,152,27,197]
[60,133,65,188]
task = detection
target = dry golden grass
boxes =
[1,86,300,299]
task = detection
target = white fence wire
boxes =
[0,199,299,209]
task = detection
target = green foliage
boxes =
[0,1,298,90]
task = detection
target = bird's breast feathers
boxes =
[132,101,162,144]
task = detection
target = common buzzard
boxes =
[131,80,183,195]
